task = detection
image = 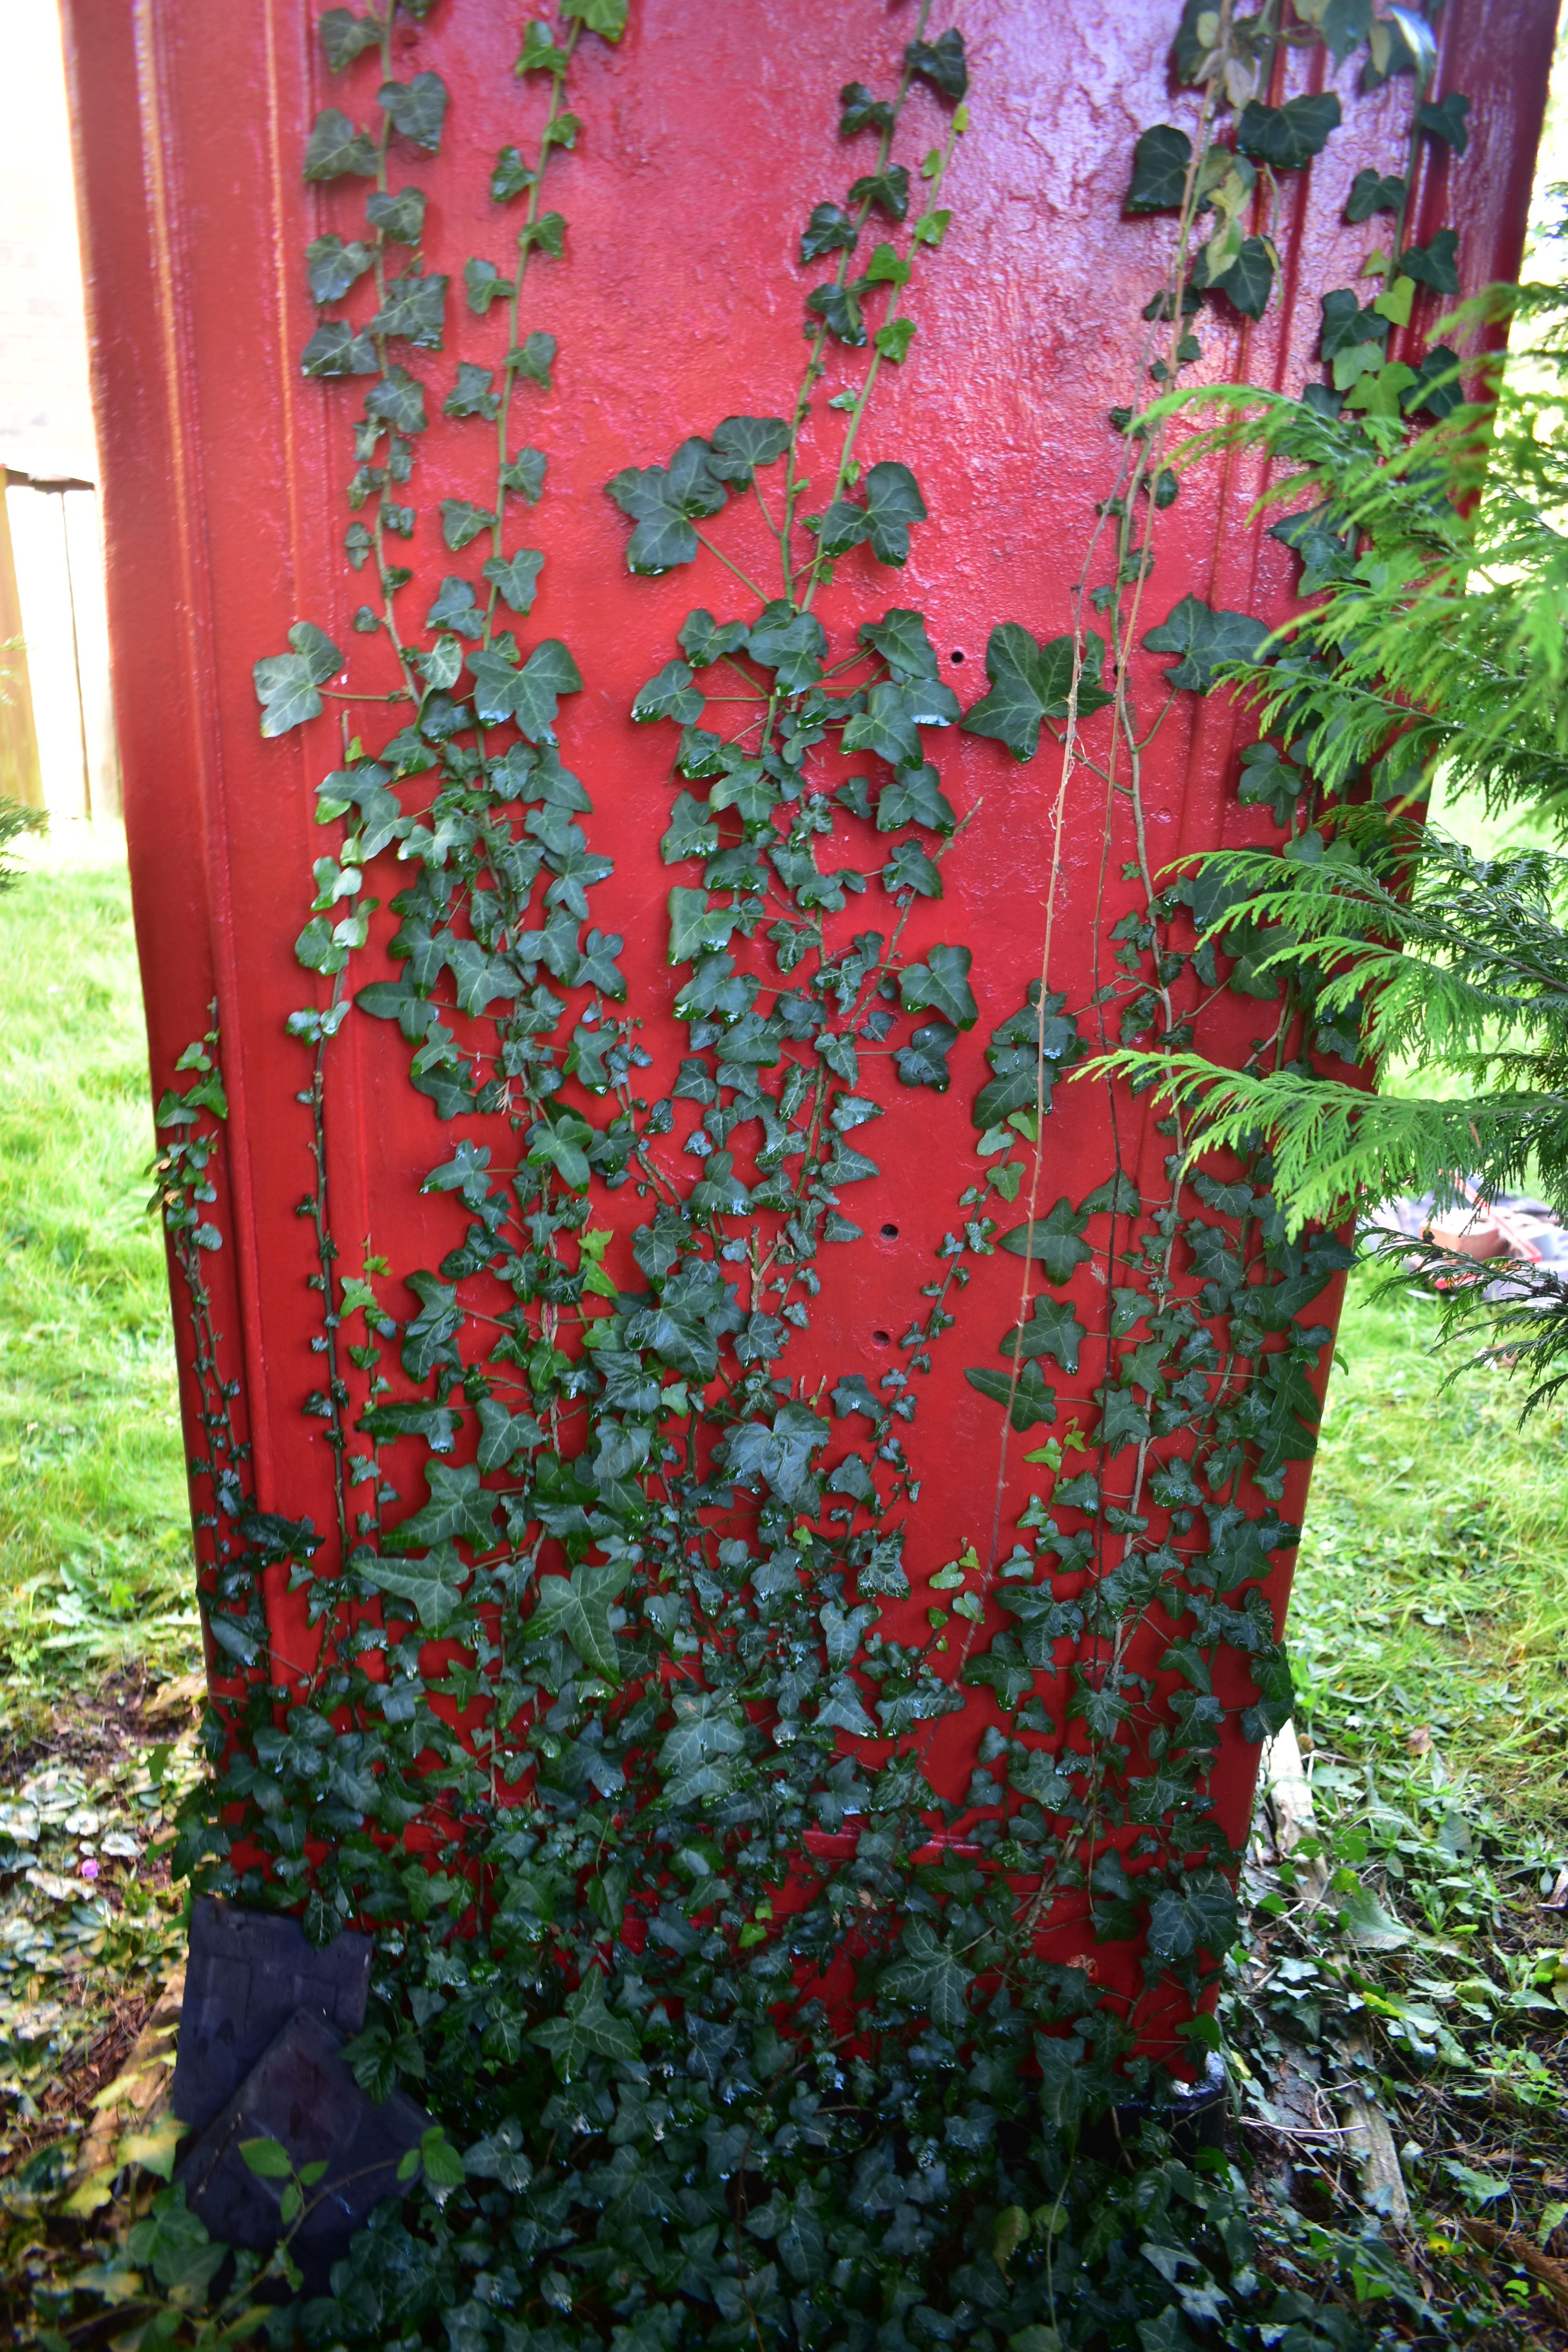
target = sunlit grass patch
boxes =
[0,851,196,1730]
[1294,1268,1568,1833]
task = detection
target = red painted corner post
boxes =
[63,0,1554,2049]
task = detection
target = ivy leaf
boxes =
[1345,168,1405,223]
[875,318,916,365]
[1335,1884,1413,1950]
[842,684,926,769]
[708,764,777,823]
[964,624,1111,762]
[305,234,374,303]
[657,1690,748,1794]
[369,1545,469,1632]
[509,641,584,741]
[463,258,514,316]
[441,499,497,553]
[509,330,557,388]
[366,186,426,243]
[1236,92,1343,170]
[357,1399,463,1453]
[965,1361,1057,1429]
[1146,1876,1238,1967]
[879,763,955,834]
[802,203,858,263]
[468,639,583,738]
[501,446,548,503]
[527,1109,593,1189]
[253,622,341,738]
[860,607,939,682]
[905,28,968,100]
[533,1557,632,1679]
[562,0,630,37]
[1399,228,1461,295]
[482,547,546,613]
[632,661,702,726]
[708,415,791,484]
[1200,232,1276,320]
[1081,1171,1140,1216]
[882,839,941,897]
[662,793,719,864]
[1097,1387,1151,1454]
[848,165,911,223]
[399,1271,461,1382]
[518,213,567,260]
[529,1972,638,2080]
[1321,0,1373,60]
[1000,1200,1092,1283]
[379,73,450,153]
[301,321,378,378]
[1143,595,1270,693]
[476,1396,545,1472]
[1405,343,1463,421]
[668,889,739,965]
[369,269,448,348]
[860,462,926,565]
[515,21,567,74]
[880,1918,973,2027]
[608,441,727,575]
[447,938,521,1015]
[444,361,500,421]
[806,283,866,346]
[392,1460,501,1554]
[899,943,977,1029]
[486,146,535,206]
[319,9,382,70]
[1127,125,1192,212]
[839,81,894,136]
[823,464,927,566]
[1004,1294,1085,1374]
[424,577,485,640]
[678,609,750,666]
[975,986,1080,1129]
[896,1019,956,1089]
[367,368,428,434]
[303,109,379,181]
[747,603,828,690]
[1319,289,1387,361]
[415,635,464,693]
[575,928,626,998]
[1417,91,1470,154]
[817,1675,879,1739]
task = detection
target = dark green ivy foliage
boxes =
[149,3,1461,2346]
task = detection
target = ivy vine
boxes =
[134,3,1479,2345]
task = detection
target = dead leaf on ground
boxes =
[1462,2218,1568,2328]
[141,1673,207,1727]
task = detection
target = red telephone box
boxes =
[64,0,1552,2076]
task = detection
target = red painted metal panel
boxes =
[64,0,1554,2032]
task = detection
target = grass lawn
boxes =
[0,836,199,1740]
[0,841,1564,2342]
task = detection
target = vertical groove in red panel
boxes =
[130,0,279,1504]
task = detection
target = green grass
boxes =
[1295,1270,1568,1836]
[0,845,198,1728]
